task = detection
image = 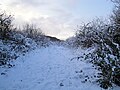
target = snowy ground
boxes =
[0,45,119,90]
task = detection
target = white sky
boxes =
[0,0,114,40]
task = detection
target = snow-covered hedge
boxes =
[0,13,59,66]
[66,18,120,89]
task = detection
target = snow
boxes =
[0,45,119,90]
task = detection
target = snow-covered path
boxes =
[0,45,118,90]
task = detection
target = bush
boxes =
[74,19,108,48]
[0,13,13,40]
[71,17,120,89]
[0,14,38,66]
[23,24,44,42]
[78,21,120,89]
[0,14,54,66]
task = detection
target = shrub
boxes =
[80,22,120,89]
[23,24,44,42]
[71,17,120,89]
[0,13,13,40]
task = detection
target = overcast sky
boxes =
[0,0,114,40]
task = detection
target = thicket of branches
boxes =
[0,13,50,66]
[0,13,13,40]
[66,0,120,89]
